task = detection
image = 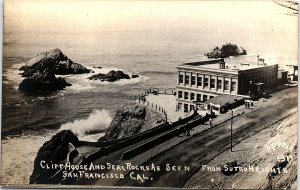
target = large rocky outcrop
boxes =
[88,70,134,82]
[30,130,79,184]
[205,43,247,58]
[18,48,92,93]
[99,103,166,141]
[20,48,91,77]
[19,69,71,93]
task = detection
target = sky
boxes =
[3,0,298,66]
[4,0,297,34]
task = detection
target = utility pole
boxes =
[231,109,233,152]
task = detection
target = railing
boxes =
[128,88,177,121]
[41,112,201,184]
[120,112,208,160]
[79,112,198,150]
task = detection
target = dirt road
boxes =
[115,87,297,188]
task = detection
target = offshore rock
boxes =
[131,74,139,78]
[88,70,131,82]
[99,103,166,141]
[18,48,90,93]
[205,43,247,58]
[19,69,71,93]
[29,130,79,184]
[20,48,91,77]
[55,60,91,75]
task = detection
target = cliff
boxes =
[99,103,166,141]
[205,43,247,58]
[29,130,79,184]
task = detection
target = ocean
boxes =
[1,0,297,185]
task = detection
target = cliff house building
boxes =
[176,58,278,112]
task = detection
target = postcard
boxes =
[1,0,298,189]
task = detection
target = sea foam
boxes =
[60,66,148,92]
[59,109,112,138]
[3,63,25,88]
[2,130,54,184]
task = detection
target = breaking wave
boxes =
[59,109,112,138]
[2,130,54,184]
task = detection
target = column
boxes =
[177,71,180,85]
[229,77,232,94]
[202,74,205,89]
[236,78,239,94]
[196,73,198,88]
[189,72,192,86]
[183,72,186,86]
[208,75,211,90]
[216,76,218,91]
[222,77,225,92]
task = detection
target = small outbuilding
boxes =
[204,94,246,114]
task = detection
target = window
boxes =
[210,96,214,99]
[211,79,216,88]
[197,76,202,86]
[190,93,195,100]
[191,76,196,85]
[178,103,182,110]
[224,80,229,90]
[203,95,208,101]
[178,91,183,99]
[231,81,237,91]
[184,92,189,100]
[204,77,209,87]
[184,104,188,112]
[190,105,195,111]
[179,74,183,84]
[217,79,222,89]
[185,75,190,85]
[197,94,201,102]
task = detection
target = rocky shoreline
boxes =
[30,103,165,184]
[99,103,165,141]
[30,130,79,184]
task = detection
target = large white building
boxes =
[176,58,278,112]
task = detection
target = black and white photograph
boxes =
[1,0,298,189]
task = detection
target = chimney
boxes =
[219,57,225,69]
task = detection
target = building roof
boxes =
[179,60,268,71]
[178,57,277,73]
[204,94,246,107]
